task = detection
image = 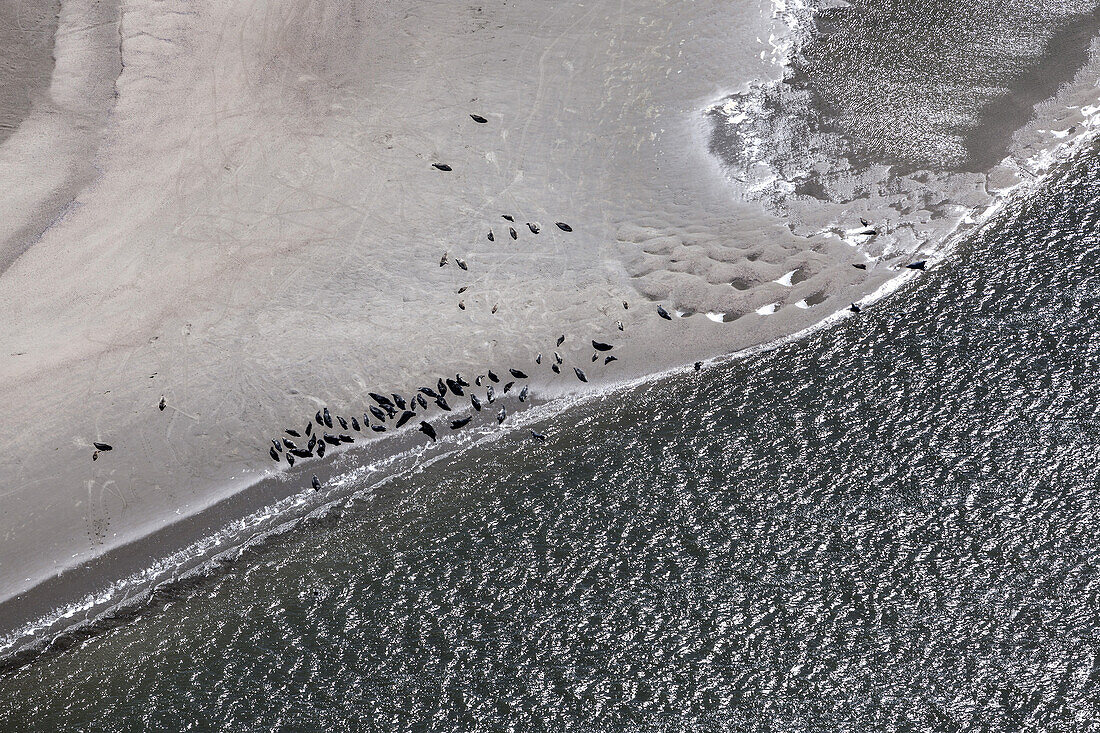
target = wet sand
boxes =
[0,0,1096,645]
[0,1,58,145]
[0,0,119,274]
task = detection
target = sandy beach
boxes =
[0,0,1096,640]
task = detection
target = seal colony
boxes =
[261,325,625,487]
[0,0,1002,619]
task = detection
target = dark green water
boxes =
[2,136,1099,732]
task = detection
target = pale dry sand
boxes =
[0,0,933,611]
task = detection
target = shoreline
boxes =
[2,0,1100,669]
[0,103,1090,660]
[0,276,905,666]
[0,0,859,614]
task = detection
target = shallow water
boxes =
[3,128,1100,731]
[791,0,1100,171]
[711,0,1100,175]
[706,0,1100,259]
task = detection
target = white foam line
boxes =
[0,391,574,657]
